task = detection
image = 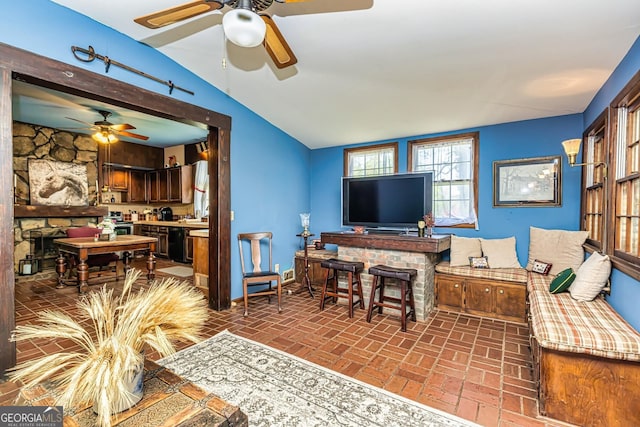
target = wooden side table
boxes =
[295,248,338,289]
[15,359,248,427]
[296,232,315,297]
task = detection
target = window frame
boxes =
[593,69,640,281]
[407,132,479,228]
[343,142,398,177]
[581,109,609,250]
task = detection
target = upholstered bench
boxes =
[527,272,640,426]
[434,261,528,322]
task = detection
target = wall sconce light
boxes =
[561,138,608,177]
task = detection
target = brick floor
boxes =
[0,258,574,427]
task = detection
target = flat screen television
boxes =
[342,172,433,230]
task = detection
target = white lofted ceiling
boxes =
[49,0,640,149]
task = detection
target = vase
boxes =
[426,226,433,238]
[93,354,144,415]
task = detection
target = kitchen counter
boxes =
[190,229,208,237]
[134,220,209,228]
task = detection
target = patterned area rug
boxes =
[156,266,193,277]
[159,330,477,427]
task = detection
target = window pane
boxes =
[452,161,471,180]
[434,163,451,181]
[450,183,470,200]
[347,145,397,177]
[410,134,477,226]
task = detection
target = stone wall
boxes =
[13,122,101,274]
[337,246,441,321]
[13,121,99,205]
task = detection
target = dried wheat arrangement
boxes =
[9,268,209,427]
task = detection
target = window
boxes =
[612,83,640,269]
[585,71,640,280]
[408,132,478,227]
[344,142,398,177]
[581,111,608,249]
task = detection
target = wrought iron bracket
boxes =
[71,45,194,96]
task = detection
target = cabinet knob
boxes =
[454,284,459,288]
[485,288,490,293]
[499,289,504,294]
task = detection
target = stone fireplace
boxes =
[13,121,103,276]
[14,216,104,277]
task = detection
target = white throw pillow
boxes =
[480,237,521,269]
[526,226,588,276]
[569,252,611,301]
[450,235,482,267]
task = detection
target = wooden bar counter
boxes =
[321,231,450,321]
[320,231,450,253]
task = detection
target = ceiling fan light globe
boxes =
[92,130,118,144]
[222,8,266,48]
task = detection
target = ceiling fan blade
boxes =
[110,123,136,131]
[65,117,95,127]
[116,130,149,141]
[261,15,297,69]
[134,1,223,29]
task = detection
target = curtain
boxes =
[193,160,209,218]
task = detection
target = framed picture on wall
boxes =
[493,156,561,207]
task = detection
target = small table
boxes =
[15,359,248,427]
[54,235,157,293]
[296,232,315,298]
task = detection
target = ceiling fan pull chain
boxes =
[70,45,195,96]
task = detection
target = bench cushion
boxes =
[528,273,640,362]
[435,261,527,284]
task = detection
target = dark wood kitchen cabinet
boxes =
[106,168,129,191]
[140,224,169,258]
[128,169,147,202]
[147,165,193,203]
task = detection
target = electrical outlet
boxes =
[282,269,295,284]
[275,264,280,273]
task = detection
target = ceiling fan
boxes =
[134,0,310,69]
[66,110,149,143]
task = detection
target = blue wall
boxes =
[3,1,310,299]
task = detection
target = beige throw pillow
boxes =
[569,251,611,301]
[526,226,588,276]
[480,237,521,269]
[450,236,482,267]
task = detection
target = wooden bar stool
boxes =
[366,265,417,332]
[319,258,365,318]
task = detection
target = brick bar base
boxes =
[337,246,441,321]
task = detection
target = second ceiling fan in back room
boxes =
[65,110,149,144]
[134,0,311,69]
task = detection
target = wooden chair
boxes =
[64,226,121,283]
[237,232,282,317]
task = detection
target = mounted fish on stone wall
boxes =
[28,159,89,206]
